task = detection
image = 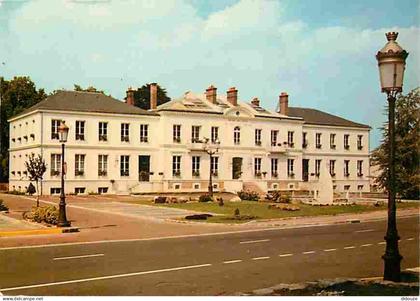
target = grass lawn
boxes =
[122,199,420,223]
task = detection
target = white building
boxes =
[8,84,370,195]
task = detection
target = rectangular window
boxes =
[357,135,363,150]
[344,160,350,177]
[315,159,321,177]
[75,154,85,176]
[51,119,60,140]
[357,160,363,176]
[271,158,278,177]
[329,160,336,177]
[330,133,336,149]
[302,132,308,148]
[211,156,219,176]
[344,134,350,149]
[172,155,181,177]
[357,185,364,191]
[287,159,294,177]
[50,154,61,176]
[99,122,108,141]
[191,126,200,143]
[173,125,181,143]
[287,131,294,147]
[192,156,200,177]
[75,120,85,141]
[121,123,130,142]
[140,124,149,142]
[271,130,278,146]
[98,155,108,176]
[50,187,61,195]
[254,158,262,177]
[316,133,322,149]
[211,126,219,143]
[255,129,262,146]
[344,185,351,191]
[120,155,129,176]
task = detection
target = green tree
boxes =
[371,87,420,199]
[0,76,47,181]
[73,84,104,94]
[25,154,47,207]
[129,84,171,110]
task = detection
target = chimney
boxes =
[205,85,217,104]
[227,87,238,106]
[279,92,289,115]
[150,83,157,110]
[126,87,135,106]
[251,97,260,107]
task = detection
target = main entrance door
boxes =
[138,155,150,182]
[232,157,243,179]
[302,159,309,182]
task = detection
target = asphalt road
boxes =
[1,215,419,296]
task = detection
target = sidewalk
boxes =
[0,193,418,249]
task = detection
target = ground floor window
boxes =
[287,159,294,177]
[315,159,321,177]
[173,155,181,177]
[254,157,262,177]
[344,185,351,191]
[271,158,278,178]
[50,154,61,176]
[75,154,86,176]
[210,156,219,176]
[357,185,364,191]
[120,155,130,176]
[192,156,200,177]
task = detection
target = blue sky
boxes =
[0,0,418,149]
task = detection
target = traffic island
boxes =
[239,271,419,296]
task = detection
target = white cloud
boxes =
[1,0,419,148]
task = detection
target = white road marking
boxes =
[355,229,375,233]
[53,254,104,261]
[223,260,242,264]
[407,237,414,241]
[239,239,270,244]
[279,253,293,257]
[0,263,212,292]
[303,251,316,254]
[252,256,270,261]
[361,244,373,247]
[378,242,386,245]
[324,248,337,252]
[344,246,356,249]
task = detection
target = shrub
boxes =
[7,190,25,195]
[0,199,9,211]
[266,190,291,203]
[24,205,59,225]
[199,194,213,202]
[27,183,36,196]
[237,190,260,202]
[217,197,224,206]
[234,208,240,216]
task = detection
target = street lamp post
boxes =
[58,121,71,227]
[202,137,220,197]
[376,32,408,282]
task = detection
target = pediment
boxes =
[224,106,254,118]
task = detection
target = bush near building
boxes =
[238,190,260,202]
[23,205,58,225]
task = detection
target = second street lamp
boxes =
[58,121,71,227]
[376,31,408,282]
[202,137,220,197]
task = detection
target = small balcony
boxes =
[268,143,286,153]
[188,140,205,151]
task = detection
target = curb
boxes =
[0,227,79,237]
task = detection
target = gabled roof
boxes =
[12,90,158,119]
[288,107,370,129]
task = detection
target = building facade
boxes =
[8,85,370,195]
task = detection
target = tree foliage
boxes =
[0,76,47,180]
[25,153,47,207]
[371,87,420,199]
[129,84,171,110]
[73,84,104,94]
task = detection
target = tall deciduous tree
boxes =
[371,87,419,199]
[129,84,171,110]
[0,76,47,181]
[25,154,47,207]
